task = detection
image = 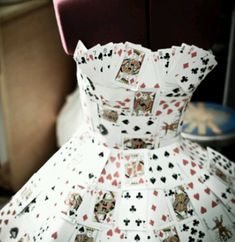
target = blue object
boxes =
[182,102,235,146]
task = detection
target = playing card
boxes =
[157,48,174,77]
[164,185,196,222]
[180,138,208,166]
[119,115,158,136]
[59,177,87,224]
[184,180,219,217]
[152,51,163,85]
[178,217,212,242]
[73,40,87,63]
[148,189,172,229]
[122,134,156,150]
[176,153,206,181]
[75,187,119,229]
[154,225,180,242]
[0,213,34,242]
[96,84,134,112]
[147,148,185,188]
[11,174,42,216]
[64,138,111,187]
[207,147,235,177]
[97,151,123,190]
[112,42,148,90]
[155,96,190,139]
[121,150,147,188]
[201,204,235,242]
[123,230,157,242]
[69,224,100,242]
[91,189,118,226]
[83,43,101,81]
[169,44,217,92]
[132,91,157,116]
[98,227,126,241]
[199,174,235,216]
[95,110,122,147]
[116,190,148,230]
[136,50,160,90]
[91,43,114,85]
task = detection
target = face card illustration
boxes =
[123,152,146,186]
[114,43,146,89]
[208,162,234,188]
[165,185,195,221]
[123,135,155,150]
[61,191,83,222]
[99,105,119,123]
[92,190,117,225]
[69,224,99,242]
[202,204,235,242]
[132,91,156,116]
[155,225,180,242]
[155,96,189,139]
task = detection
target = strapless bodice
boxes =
[74,42,217,149]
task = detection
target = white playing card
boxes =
[119,115,159,136]
[184,180,219,217]
[181,137,208,166]
[111,42,150,90]
[91,43,114,85]
[148,189,172,229]
[95,84,135,112]
[121,150,147,189]
[64,138,111,187]
[207,147,235,177]
[73,40,87,63]
[164,185,196,222]
[201,204,235,242]
[154,224,181,242]
[147,148,185,189]
[136,50,160,90]
[97,151,123,190]
[178,217,212,242]
[98,227,126,241]
[12,174,42,216]
[116,190,148,230]
[31,215,75,241]
[123,230,157,242]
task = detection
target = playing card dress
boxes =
[1,42,235,242]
